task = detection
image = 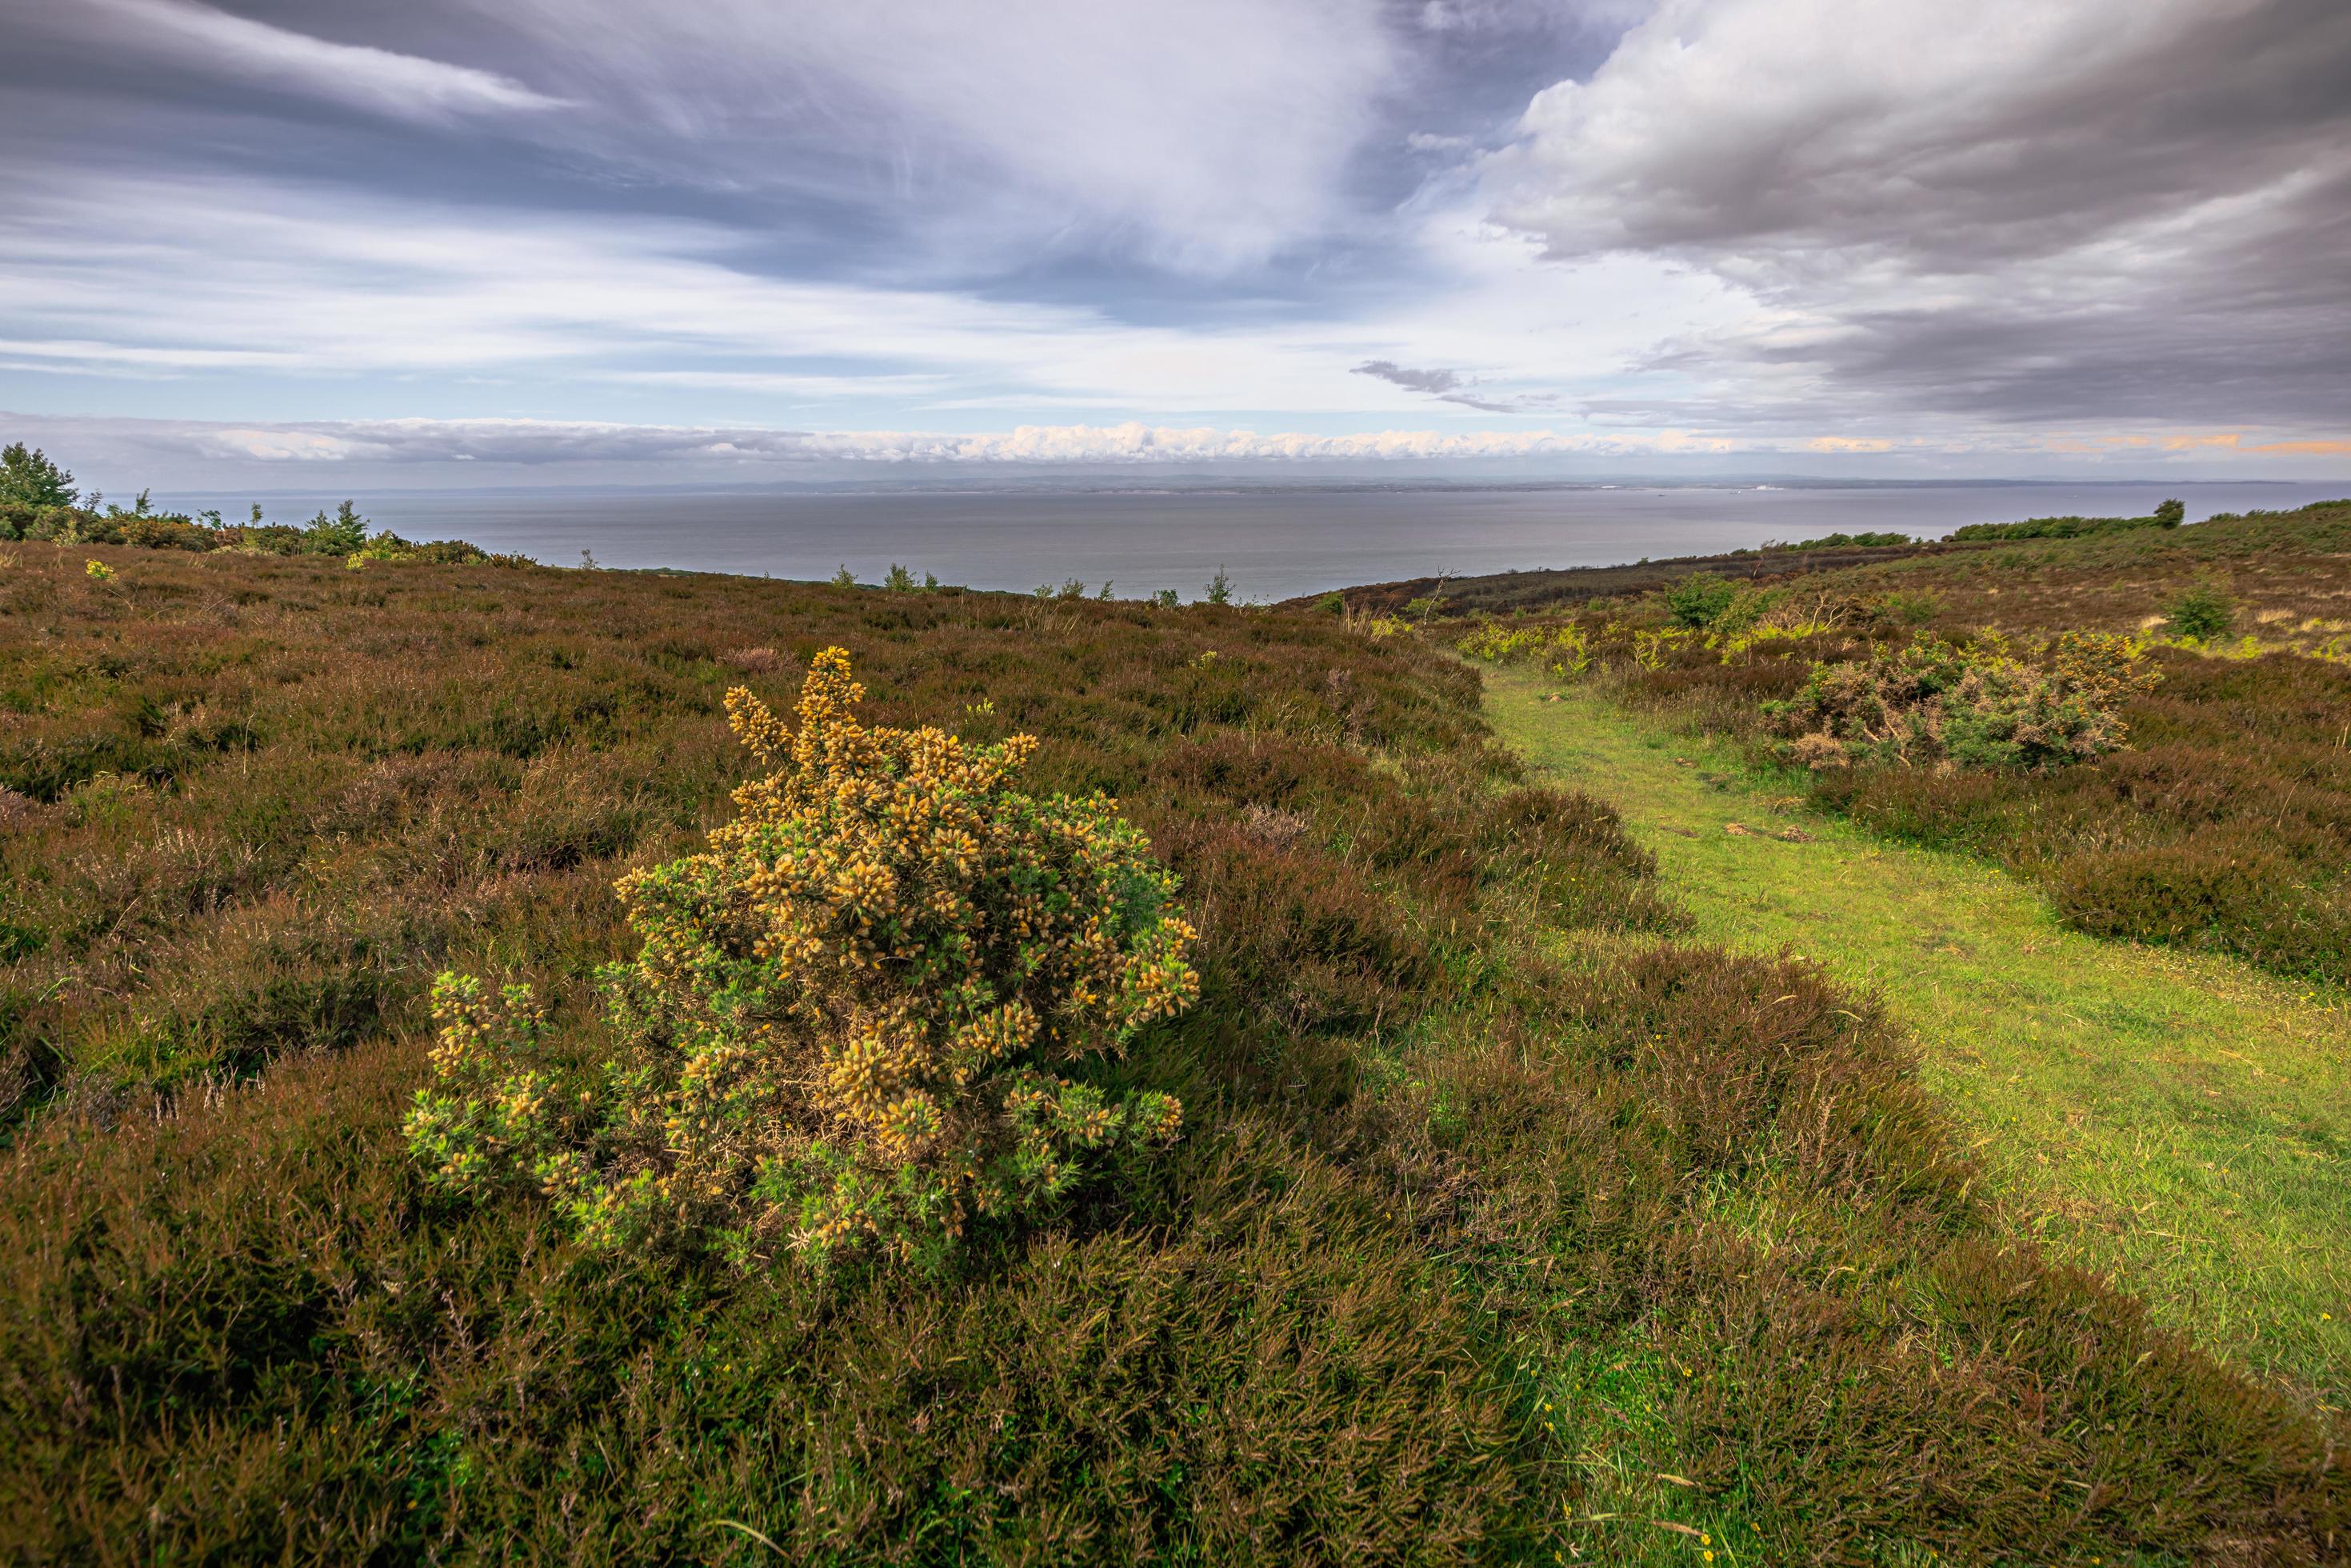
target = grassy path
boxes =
[1485,665,2350,1405]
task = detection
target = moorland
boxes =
[2,459,2347,1563]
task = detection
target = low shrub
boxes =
[2163,580,2237,642]
[2051,841,2351,982]
[1877,588,1941,626]
[1662,572,1738,627]
[1767,630,2157,774]
[407,648,1198,1270]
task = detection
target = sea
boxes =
[157,481,2351,603]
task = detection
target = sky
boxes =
[3,0,2347,490]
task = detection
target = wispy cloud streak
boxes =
[64,0,570,121]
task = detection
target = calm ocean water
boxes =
[162,482,2349,602]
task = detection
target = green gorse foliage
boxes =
[2164,580,2237,642]
[1767,630,2157,774]
[409,648,1197,1269]
[1782,529,1911,549]
[1661,572,1738,628]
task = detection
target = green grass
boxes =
[1486,663,2351,1405]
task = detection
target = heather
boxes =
[3,534,2342,1562]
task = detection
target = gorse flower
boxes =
[407,646,1198,1268]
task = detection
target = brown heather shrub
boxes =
[2050,840,2351,978]
[718,644,782,674]
[0,786,41,826]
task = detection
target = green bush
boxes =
[0,501,79,542]
[1767,631,2158,774]
[1661,572,1738,627]
[1785,530,1911,550]
[1945,502,2184,542]
[2163,581,2236,642]
[408,647,1198,1269]
[118,514,217,551]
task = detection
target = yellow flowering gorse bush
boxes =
[407,647,1197,1267]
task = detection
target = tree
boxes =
[0,443,78,509]
[302,500,370,554]
[2151,498,2186,527]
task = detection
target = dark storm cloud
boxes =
[1481,0,2351,432]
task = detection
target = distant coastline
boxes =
[155,474,2336,502]
[136,480,2351,602]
